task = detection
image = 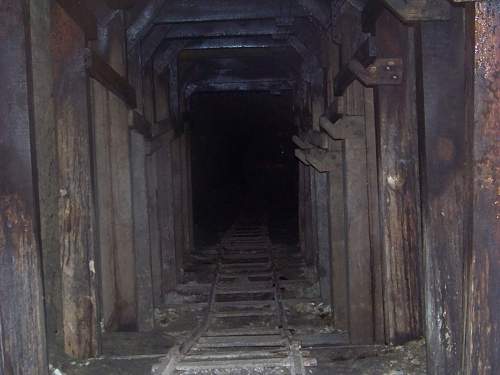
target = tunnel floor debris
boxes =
[50,213,427,374]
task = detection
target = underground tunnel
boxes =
[0,0,499,375]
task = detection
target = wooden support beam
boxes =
[303,167,316,266]
[305,149,341,173]
[362,0,385,34]
[52,2,99,358]
[180,133,192,264]
[305,130,329,150]
[376,9,423,345]
[171,137,186,283]
[129,111,152,139]
[292,135,314,150]
[417,7,468,373]
[85,48,137,109]
[298,163,307,256]
[326,142,348,330]
[333,37,377,96]
[0,0,49,372]
[464,2,500,373]
[343,126,373,344]
[382,0,451,22]
[320,114,374,343]
[130,131,155,331]
[315,171,332,306]
[156,136,178,293]
[320,115,365,140]
[56,0,98,40]
[294,149,310,166]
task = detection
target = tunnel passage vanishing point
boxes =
[0,0,499,375]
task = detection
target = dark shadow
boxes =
[189,91,299,248]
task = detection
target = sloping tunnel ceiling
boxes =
[100,0,341,103]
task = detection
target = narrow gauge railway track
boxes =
[155,219,316,374]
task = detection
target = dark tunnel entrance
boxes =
[189,91,299,248]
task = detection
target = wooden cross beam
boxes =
[319,115,365,140]
[85,48,137,109]
[56,0,98,40]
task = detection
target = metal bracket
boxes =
[350,58,403,86]
[334,57,403,96]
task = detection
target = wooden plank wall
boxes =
[32,0,62,345]
[338,5,375,344]
[130,130,155,331]
[375,9,423,344]
[0,0,50,372]
[416,6,467,373]
[464,2,499,374]
[90,12,137,331]
[51,2,100,358]
[142,64,164,306]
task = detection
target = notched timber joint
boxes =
[293,132,340,172]
[320,115,366,140]
[85,48,137,109]
[294,148,340,173]
[129,111,152,139]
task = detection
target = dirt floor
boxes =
[50,339,426,374]
[50,237,426,375]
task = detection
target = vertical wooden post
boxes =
[363,88,385,344]
[327,142,348,329]
[31,0,61,343]
[146,148,163,307]
[180,132,192,262]
[337,4,375,344]
[416,6,467,373]
[375,9,423,344]
[464,2,500,374]
[303,167,315,265]
[108,92,137,328]
[343,124,373,344]
[298,163,307,255]
[315,171,332,306]
[309,169,320,266]
[51,2,99,358]
[144,68,163,304]
[0,0,49,372]
[157,136,178,292]
[91,80,118,330]
[171,136,186,282]
[184,128,195,256]
[130,130,154,331]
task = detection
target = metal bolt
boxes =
[392,75,399,80]
[385,65,391,71]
